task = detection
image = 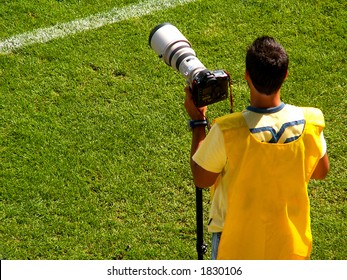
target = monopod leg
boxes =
[196,186,207,260]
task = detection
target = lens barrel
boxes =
[149,23,206,83]
[149,23,230,107]
[149,23,193,69]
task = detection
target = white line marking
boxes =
[0,0,196,54]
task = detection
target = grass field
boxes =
[0,0,346,260]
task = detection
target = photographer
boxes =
[184,36,329,260]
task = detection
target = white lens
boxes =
[149,23,191,65]
[178,56,206,82]
[149,23,206,84]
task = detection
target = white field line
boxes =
[0,0,196,54]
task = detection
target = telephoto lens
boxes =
[149,22,206,86]
[149,23,231,107]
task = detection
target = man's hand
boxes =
[184,86,207,120]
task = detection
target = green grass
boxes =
[0,0,346,260]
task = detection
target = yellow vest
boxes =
[215,107,325,260]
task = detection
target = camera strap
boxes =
[229,78,234,113]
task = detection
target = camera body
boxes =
[149,23,230,107]
[191,69,230,107]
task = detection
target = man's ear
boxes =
[284,70,289,80]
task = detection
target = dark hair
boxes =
[246,36,289,95]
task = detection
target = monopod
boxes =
[196,186,207,260]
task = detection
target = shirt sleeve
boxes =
[192,123,227,174]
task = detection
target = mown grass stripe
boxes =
[0,0,196,54]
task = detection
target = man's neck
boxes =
[250,89,282,109]
[245,73,283,109]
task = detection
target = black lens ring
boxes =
[175,53,194,70]
[168,43,191,66]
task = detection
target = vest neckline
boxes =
[246,102,285,114]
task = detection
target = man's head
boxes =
[246,36,289,95]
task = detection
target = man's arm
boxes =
[184,87,220,188]
[189,126,220,188]
[311,152,329,179]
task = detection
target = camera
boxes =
[149,23,230,107]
